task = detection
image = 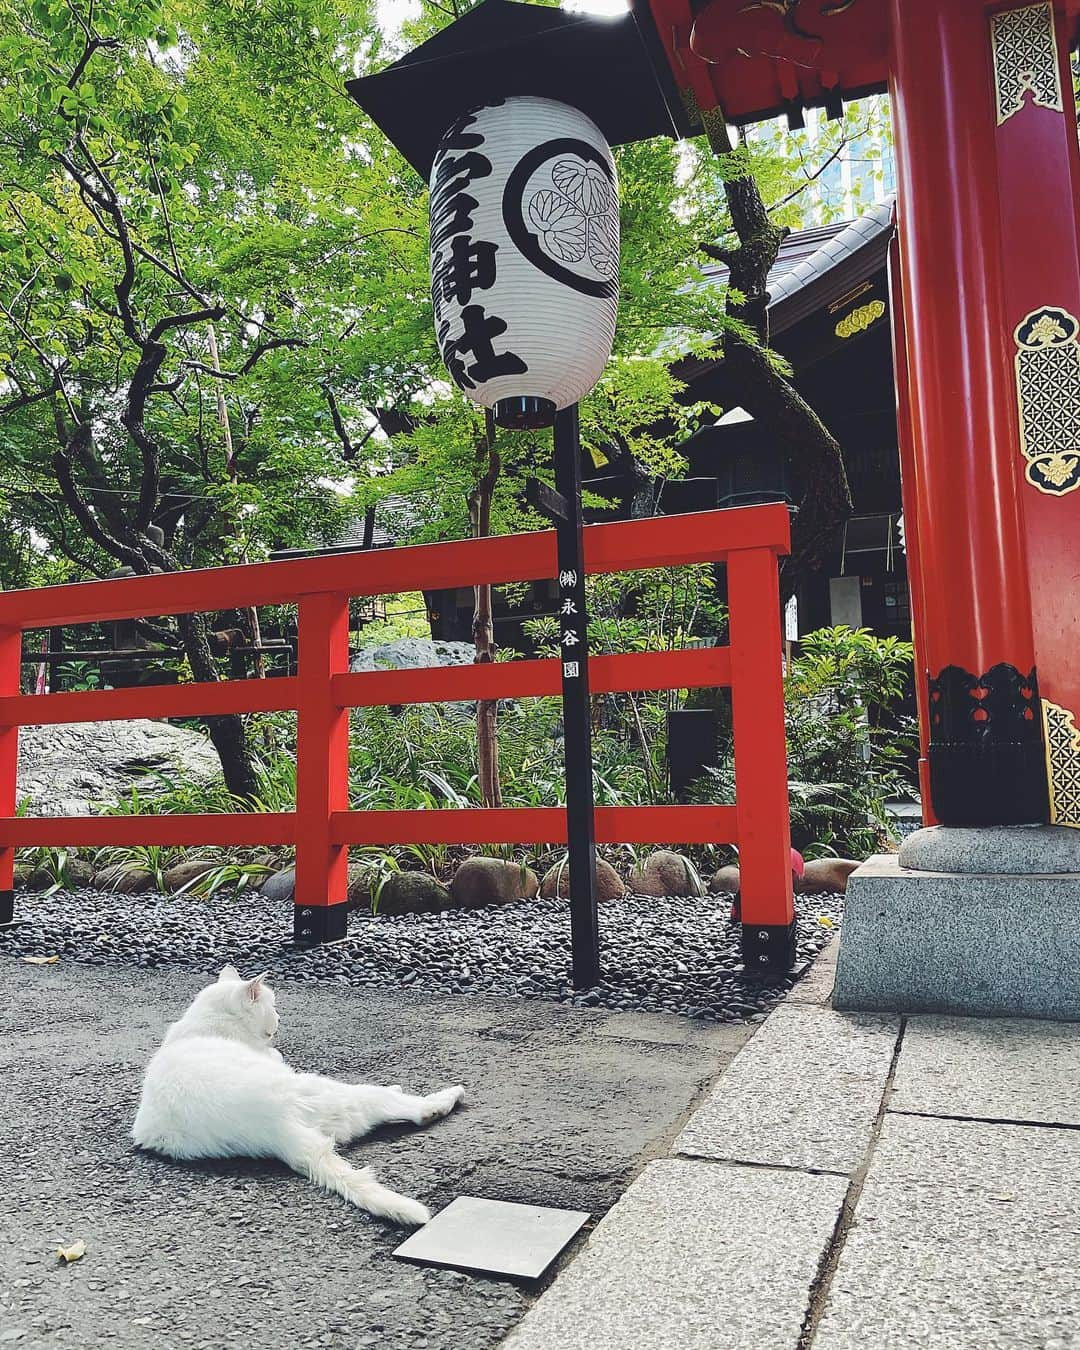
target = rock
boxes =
[260,866,296,903]
[539,857,625,902]
[349,638,475,675]
[163,859,220,893]
[65,857,95,888]
[346,866,377,909]
[260,864,378,908]
[17,719,220,817]
[12,863,33,890]
[450,857,540,908]
[374,872,452,916]
[797,858,861,895]
[629,850,705,898]
[93,865,155,894]
[708,865,742,896]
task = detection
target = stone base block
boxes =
[834,856,1080,1020]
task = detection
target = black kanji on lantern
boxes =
[439,236,499,306]
[438,306,527,390]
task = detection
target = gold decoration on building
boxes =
[991,2,1063,126]
[1013,306,1080,496]
[835,300,886,340]
[1043,701,1080,828]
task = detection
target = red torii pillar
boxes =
[889,0,1080,831]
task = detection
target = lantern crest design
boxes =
[429,95,620,428]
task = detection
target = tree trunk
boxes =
[469,413,503,810]
[702,116,853,600]
[177,611,259,799]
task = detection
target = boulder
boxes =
[708,865,742,896]
[629,850,705,898]
[260,863,377,908]
[163,859,220,893]
[797,858,861,895]
[17,719,220,817]
[346,866,378,909]
[374,872,452,916]
[260,866,296,903]
[66,857,95,888]
[450,857,539,908]
[540,857,625,902]
[93,865,155,894]
[349,638,475,675]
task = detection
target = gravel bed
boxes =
[0,886,842,1023]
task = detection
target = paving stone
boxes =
[593,1011,751,1052]
[504,1159,848,1350]
[814,1113,1080,1350]
[890,1015,1080,1125]
[674,1004,900,1174]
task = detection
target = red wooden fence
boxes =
[0,505,793,966]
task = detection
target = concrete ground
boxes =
[507,942,1080,1349]
[0,960,748,1350]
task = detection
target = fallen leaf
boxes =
[988,1193,1015,1203]
[22,955,59,965]
[818,917,835,928]
[56,1241,86,1263]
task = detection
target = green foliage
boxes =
[784,626,916,856]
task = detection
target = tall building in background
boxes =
[745,96,895,228]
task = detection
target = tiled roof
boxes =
[680,199,895,380]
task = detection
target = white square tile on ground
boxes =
[674,1003,900,1174]
[889,1015,1080,1125]
[393,1196,589,1280]
[813,1112,1080,1349]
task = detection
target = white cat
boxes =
[132,966,464,1226]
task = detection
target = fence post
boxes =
[727,546,795,978]
[294,593,350,944]
[0,627,19,925]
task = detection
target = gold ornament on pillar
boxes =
[1043,701,1080,828]
[991,1,1063,126]
[1012,306,1080,497]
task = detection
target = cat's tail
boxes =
[284,1126,430,1227]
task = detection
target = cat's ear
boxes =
[218,965,241,983]
[245,972,271,1002]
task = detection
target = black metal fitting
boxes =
[293,900,350,946]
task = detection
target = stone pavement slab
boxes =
[813,1112,1080,1350]
[674,1003,900,1173]
[0,960,741,1350]
[891,1014,1080,1125]
[503,1159,849,1350]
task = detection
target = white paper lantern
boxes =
[429,96,620,428]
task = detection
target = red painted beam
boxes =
[0,813,296,848]
[330,804,738,846]
[332,647,733,709]
[0,507,789,630]
[0,676,299,727]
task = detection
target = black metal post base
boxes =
[929,743,1049,827]
[0,889,13,927]
[293,900,350,947]
[738,920,799,983]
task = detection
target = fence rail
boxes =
[0,504,794,974]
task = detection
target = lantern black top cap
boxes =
[346,0,692,179]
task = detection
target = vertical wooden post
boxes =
[293,593,351,945]
[728,546,794,977]
[553,405,601,990]
[0,626,20,925]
